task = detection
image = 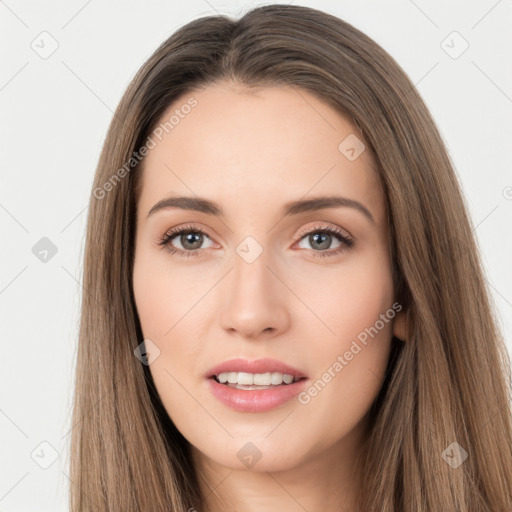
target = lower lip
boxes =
[207,377,308,412]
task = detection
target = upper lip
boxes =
[205,358,308,380]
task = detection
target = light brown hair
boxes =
[70,4,512,510]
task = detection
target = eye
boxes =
[293,224,354,258]
[157,223,354,259]
[157,223,215,258]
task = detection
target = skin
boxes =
[132,81,406,512]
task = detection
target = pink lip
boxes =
[207,378,308,412]
[205,357,307,380]
[205,358,309,413]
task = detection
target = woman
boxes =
[70,4,512,511]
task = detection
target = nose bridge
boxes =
[231,236,276,305]
[219,234,289,337]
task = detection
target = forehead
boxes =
[137,82,384,224]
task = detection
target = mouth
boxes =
[205,358,309,412]
[210,371,307,390]
[205,357,308,386]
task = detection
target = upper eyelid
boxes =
[295,223,352,239]
[164,222,346,235]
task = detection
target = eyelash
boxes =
[157,223,354,259]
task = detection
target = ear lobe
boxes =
[392,309,407,342]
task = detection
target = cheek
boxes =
[133,247,205,431]
[132,241,207,374]
[291,242,395,352]
[133,242,203,340]
[293,247,395,413]
[336,268,394,343]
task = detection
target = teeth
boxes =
[282,374,294,384]
[216,371,296,385]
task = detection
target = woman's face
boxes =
[133,82,405,473]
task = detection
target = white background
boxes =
[1,1,511,510]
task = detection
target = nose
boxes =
[219,246,290,340]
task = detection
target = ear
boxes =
[392,309,407,342]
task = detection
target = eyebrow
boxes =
[147,195,375,224]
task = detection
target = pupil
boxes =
[311,233,330,250]
[182,232,202,250]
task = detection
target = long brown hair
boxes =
[69,4,512,510]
